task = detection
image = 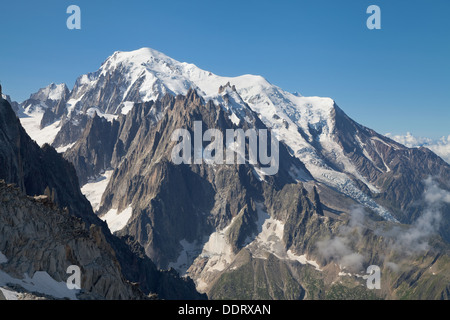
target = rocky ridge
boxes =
[0,97,205,300]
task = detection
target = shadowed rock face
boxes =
[27,48,449,248]
[58,89,450,300]
[64,114,120,185]
[0,180,141,299]
[0,98,94,223]
[52,113,90,149]
[65,90,336,299]
[10,48,450,299]
[0,98,206,300]
[16,83,71,129]
[72,90,311,269]
[330,105,450,241]
[9,45,448,299]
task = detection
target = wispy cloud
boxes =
[387,177,450,253]
[317,206,367,272]
[317,236,365,272]
[386,132,450,165]
[317,178,450,271]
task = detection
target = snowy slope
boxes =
[29,83,67,102]
[80,170,114,212]
[0,251,78,300]
[21,83,68,114]
[85,48,393,219]
[22,47,396,220]
[100,205,133,233]
[18,83,70,146]
[19,111,61,146]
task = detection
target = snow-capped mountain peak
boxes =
[29,83,69,103]
[70,47,290,119]
[20,48,408,221]
[88,48,401,221]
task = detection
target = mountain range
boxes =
[1,47,449,300]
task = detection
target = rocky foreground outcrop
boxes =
[0,180,141,299]
[0,97,205,300]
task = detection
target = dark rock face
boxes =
[9,76,450,299]
[64,114,120,185]
[1,93,20,115]
[208,251,306,300]
[39,95,70,129]
[69,66,134,115]
[60,89,450,300]
[0,180,142,299]
[9,46,449,300]
[19,83,71,129]
[0,98,93,222]
[62,95,175,184]
[70,90,447,299]
[0,98,206,300]
[40,108,56,128]
[113,235,206,300]
[329,105,450,241]
[52,113,90,148]
[71,90,311,270]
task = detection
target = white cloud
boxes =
[385,262,400,272]
[381,177,450,254]
[316,206,367,272]
[385,132,450,164]
[318,178,450,270]
[317,236,365,272]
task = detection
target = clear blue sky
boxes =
[0,0,449,138]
